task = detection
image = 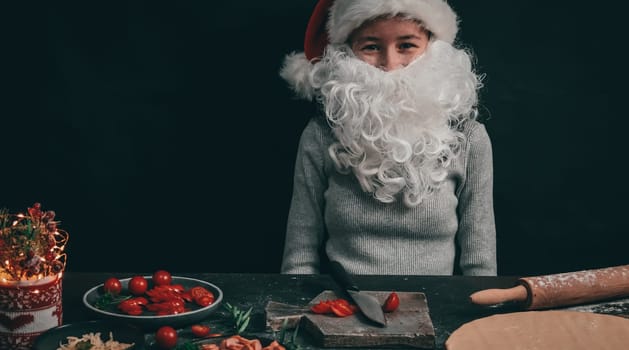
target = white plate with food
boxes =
[33,319,145,350]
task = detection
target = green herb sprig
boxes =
[277,319,303,350]
[173,342,198,350]
[93,293,131,310]
[75,341,93,350]
[224,302,252,334]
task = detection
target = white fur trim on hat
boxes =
[328,0,458,45]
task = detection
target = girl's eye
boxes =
[399,42,418,50]
[361,44,380,52]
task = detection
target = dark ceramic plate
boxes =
[83,276,223,330]
[33,319,145,350]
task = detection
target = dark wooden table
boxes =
[60,273,629,349]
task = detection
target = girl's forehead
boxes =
[351,17,427,39]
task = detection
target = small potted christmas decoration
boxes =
[0,203,69,350]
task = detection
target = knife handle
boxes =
[329,261,359,292]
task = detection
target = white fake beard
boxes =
[310,40,481,207]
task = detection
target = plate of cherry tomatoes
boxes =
[83,270,223,330]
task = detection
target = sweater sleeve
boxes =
[456,122,498,276]
[281,119,329,274]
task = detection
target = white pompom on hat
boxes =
[280,0,459,99]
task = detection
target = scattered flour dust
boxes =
[57,332,134,350]
[565,298,629,318]
[527,265,629,290]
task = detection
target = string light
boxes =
[0,203,69,284]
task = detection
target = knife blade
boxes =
[329,261,387,327]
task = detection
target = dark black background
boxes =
[3,1,627,276]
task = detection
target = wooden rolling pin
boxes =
[470,264,629,309]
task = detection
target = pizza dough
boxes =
[445,311,629,350]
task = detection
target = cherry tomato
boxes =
[155,326,178,349]
[189,286,211,299]
[333,298,351,307]
[310,299,356,316]
[128,276,148,296]
[191,324,211,337]
[310,300,332,314]
[189,286,215,306]
[383,292,400,312]
[196,295,214,307]
[153,270,172,286]
[117,298,148,316]
[146,287,185,304]
[103,277,122,295]
[330,301,355,317]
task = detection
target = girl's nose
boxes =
[379,49,404,71]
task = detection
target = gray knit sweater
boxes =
[281,117,497,276]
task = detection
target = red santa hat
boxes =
[281,0,459,99]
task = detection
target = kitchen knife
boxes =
[329,261,387,327]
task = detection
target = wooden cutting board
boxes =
[299,290,435,348]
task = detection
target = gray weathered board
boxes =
[266,290,435,348]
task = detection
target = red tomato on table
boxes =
[191,324,211,337]
[155,326,178,349]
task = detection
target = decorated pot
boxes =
[0,275,63,349]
